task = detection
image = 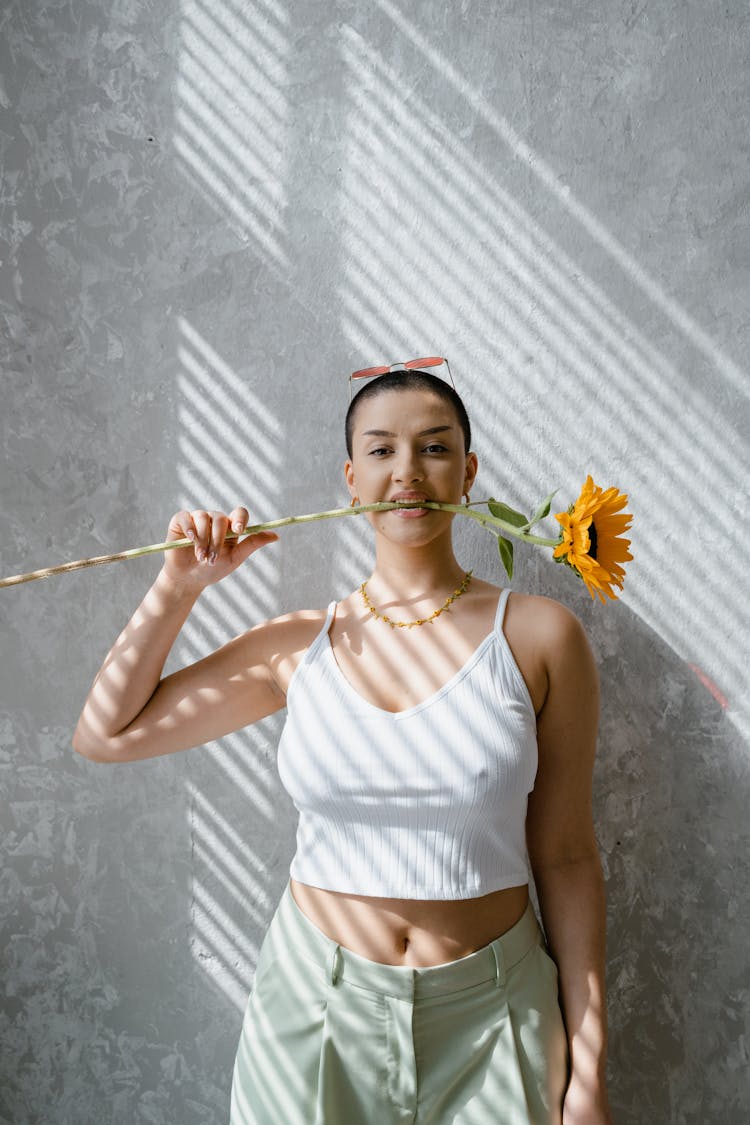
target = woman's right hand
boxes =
[161,506,279,591]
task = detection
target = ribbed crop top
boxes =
[276,587,538,900]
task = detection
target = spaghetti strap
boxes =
[284,602,339,703]
[311,601,337,646]
[493,587,512,633]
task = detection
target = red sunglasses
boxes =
[349,356,455,400]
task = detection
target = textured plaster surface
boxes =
[1,1,749,1122]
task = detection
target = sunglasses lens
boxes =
[351,366,389,379]
[405,356,444,369]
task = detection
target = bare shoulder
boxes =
[506,589,587,643]
[503,591,595,713]
[241,605,331,693]
[245,605,330,647]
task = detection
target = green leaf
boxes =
[527,489,558,528]
[497,535,514,579]
[487,499,529,528]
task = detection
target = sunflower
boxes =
[553,476,633,603]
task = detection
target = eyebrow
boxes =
[361,425,455,438]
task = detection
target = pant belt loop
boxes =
[327,944,341,986]
[491,939,505,989]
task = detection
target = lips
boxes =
[388,492,431,518]
[389,492,431,504]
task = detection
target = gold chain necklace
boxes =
[360,571,474,629]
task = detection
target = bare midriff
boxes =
[289,877,530,967]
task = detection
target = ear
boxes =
[464,451,479,494]
[344,459,357,500]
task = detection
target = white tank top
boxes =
[276,587,538,899]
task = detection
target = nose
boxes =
[392,446,424,485]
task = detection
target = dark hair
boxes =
[345,369,472,458]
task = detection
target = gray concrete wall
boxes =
[1,1,748,1122]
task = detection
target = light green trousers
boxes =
[231,880,568,1124]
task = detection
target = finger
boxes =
[191,510,212,559]
[229,506,249,535]
[168,510,197,542]
[233,530,279,565]
[208,511,230,561]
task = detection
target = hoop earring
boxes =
[351,496,359,507]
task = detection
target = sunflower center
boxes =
[588,521,598,560]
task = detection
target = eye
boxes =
[424,443,449,453]
[369,446,392,456]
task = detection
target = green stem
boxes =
[417,502,560,546]
[0,500,560,589]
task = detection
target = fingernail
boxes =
[197,548,207,561]
[233,523,243,533]
[208,551,217,565]
[186,530,195,540]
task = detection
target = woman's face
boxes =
[345,388,477,542]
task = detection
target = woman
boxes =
[73,368,612,1125]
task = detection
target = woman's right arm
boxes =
[72,506,282,764]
